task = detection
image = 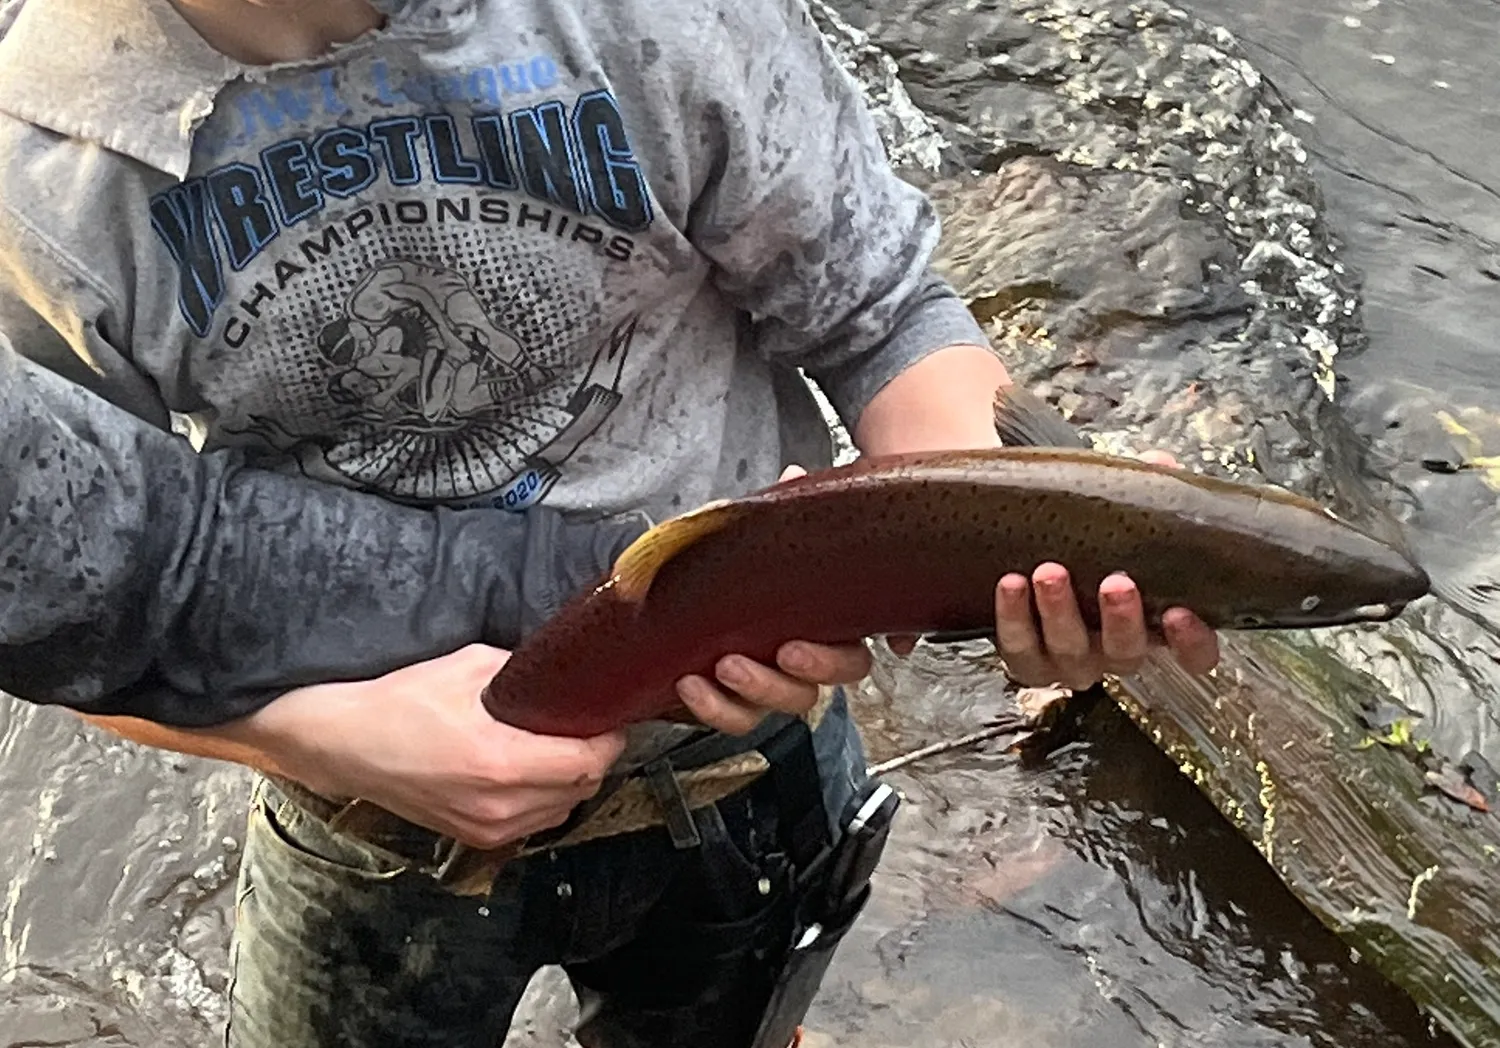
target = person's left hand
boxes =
[984,564,1220,690]
[894,449,1220,688]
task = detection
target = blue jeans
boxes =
[224,691,869,1048]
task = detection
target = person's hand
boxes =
[243,644,626,849]
[675,465,872,735]
[989,448,1219,687]
[987,564,1220,689]
[893,450,1221,689]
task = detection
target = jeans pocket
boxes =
[253,789,409,882]
[569,802,793,1012]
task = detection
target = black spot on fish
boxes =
[641,39,661,66]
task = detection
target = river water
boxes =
[1178,0,1500,553]
[1,0,1496,1046]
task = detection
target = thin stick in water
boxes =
[869,715,1034,775]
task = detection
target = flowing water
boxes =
[2,1,1497,1045]
[1175,0,1500,573]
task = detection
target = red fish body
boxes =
[481,447,1429,738]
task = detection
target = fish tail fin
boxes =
[992,384,1091,450]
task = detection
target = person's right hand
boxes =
[241,643,625,849]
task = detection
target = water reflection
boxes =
[793,647,1455,1047]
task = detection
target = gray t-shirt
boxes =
[0,0,987,758]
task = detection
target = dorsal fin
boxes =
[992,385,1340,513]
[609,499,744,603]
[992,383,1091,450]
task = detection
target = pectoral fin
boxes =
[611,500,743,603]
[992,384,1091,450]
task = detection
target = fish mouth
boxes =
[1317,600,1413,627]
[1236,599,1413,630]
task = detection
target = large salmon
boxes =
[480,388,1430,738]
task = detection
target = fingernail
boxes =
[717,657,750,687]
[780,643,813,675]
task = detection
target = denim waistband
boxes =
[260,685,866,895]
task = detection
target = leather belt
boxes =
[264,688,838,896]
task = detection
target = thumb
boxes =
[444,642,513,678]
[480,721,628,785]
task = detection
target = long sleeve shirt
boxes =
[1,332,648,725]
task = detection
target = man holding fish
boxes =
[0,0,1222,1044]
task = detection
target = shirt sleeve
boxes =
[0,333,648,727]
[683,0,990,428]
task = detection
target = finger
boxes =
[1030,563,1098,688]
[993,573,1053,685]
[413,642,511,683]
[1097,572,1150,674]
[1161,608,1221,676]
[676,675,766,736]
[776,640,871,685]
[1137,450,1179,468]
[777,464,808,483]
[462,785,581,825]
[367,786,575,849]
[481,726,627,788]
[457,801,581,851]
[577,729,629,774]
[713,654,821,715]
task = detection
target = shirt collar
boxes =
[0,0,466,181]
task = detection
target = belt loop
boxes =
[754,718,830,871]
[644,757,703,849]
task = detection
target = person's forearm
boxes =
[79,669,367,789]
[79,709,303,779]
[852,344,1013,456]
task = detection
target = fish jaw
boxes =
[1231,600,1414,631]
[1220,546,1431,631]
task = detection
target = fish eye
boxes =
[1300,595,1321,612]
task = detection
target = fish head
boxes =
[1218,524,1432,631]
